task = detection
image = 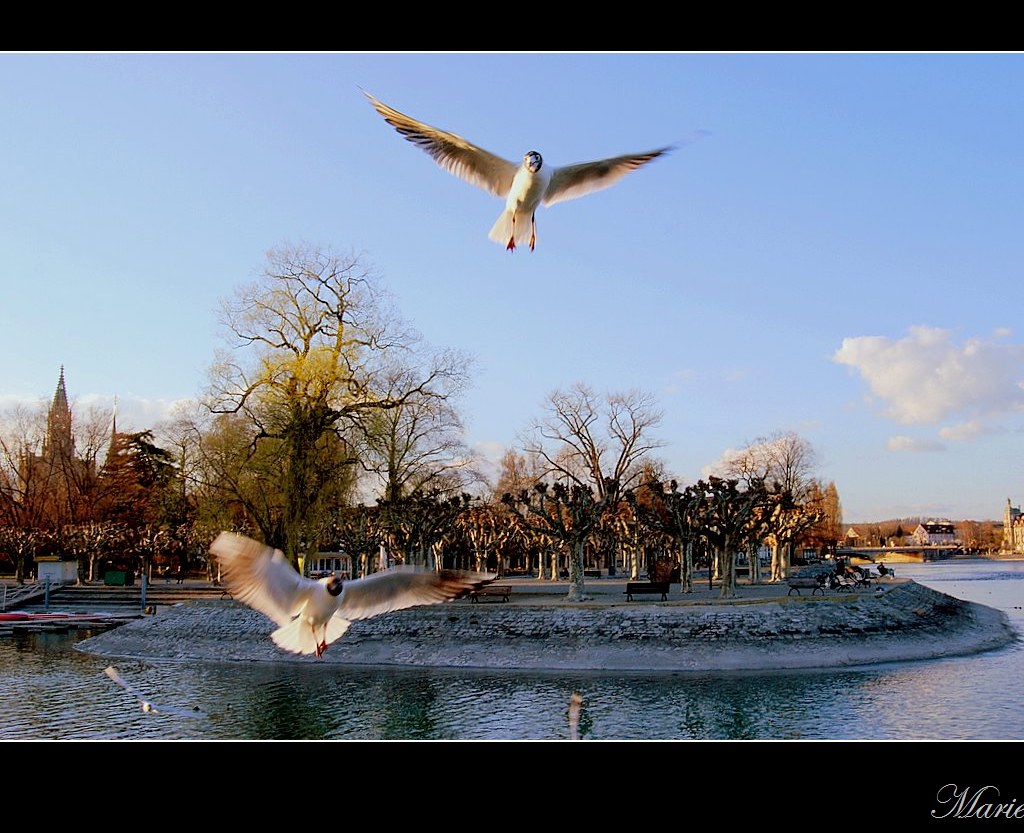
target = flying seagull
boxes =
[104,666,208,718]
[363,90,672,252]
[209,531,495,658]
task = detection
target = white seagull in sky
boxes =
[209,531,495,658]
[363,90,673,252]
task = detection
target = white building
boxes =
[912,521,957,546]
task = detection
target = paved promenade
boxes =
[76,575,1019,673]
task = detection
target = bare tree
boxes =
[358,357,479,503]
[525,384,663,500]
[0,399,110,532]
[510,384,663,598]
[491,449,544,503]
[502,481,605,600]
[720,431,817,496]
[804,480,844,557]
[718,431,821,580]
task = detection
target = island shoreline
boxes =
[74,578,1020,674]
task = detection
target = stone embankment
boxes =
[76,578,1018,673]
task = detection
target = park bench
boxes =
[625,581,669,601]
[584,569,602,579]
[848,567,872,589]
[787,576,826,596]
[469,584,512,603]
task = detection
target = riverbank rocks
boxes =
[76,580,1018,673]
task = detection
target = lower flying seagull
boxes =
[209,531,495,658]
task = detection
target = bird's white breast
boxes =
[304,583,340,626]
[506,165,550,212]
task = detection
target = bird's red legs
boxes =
[529,214,536,251]
[316,640,327,658]
[506,214,516,251]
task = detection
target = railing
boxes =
[1,580,47,611]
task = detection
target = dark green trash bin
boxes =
[104,570,126,586]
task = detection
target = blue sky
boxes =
[2,52,1022,523]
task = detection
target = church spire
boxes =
[52,365,68,414]
[45,365,74,459]
[108,394,120,456]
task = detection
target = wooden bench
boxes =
[584,569,602,579]
[787,576,825,596]
[625,581,669,601]
[469,584,512,603]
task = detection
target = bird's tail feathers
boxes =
[488,209,533,249]
[323,615,352,647]
[270,616,352,656]
[488,210,512,246]
[271,620,320,656]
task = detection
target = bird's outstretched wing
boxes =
[104,666,207,718]
[363,90,520,199]
[209,532,315,627]
[544,148,673,207]
[337,565,495,622]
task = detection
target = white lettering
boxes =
[932,785,1022,820]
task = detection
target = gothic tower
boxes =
[1004,497,1022,553]
[43,365,75,462]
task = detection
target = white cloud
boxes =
[77,394,197,432]
[937,420,995,441]
[887,435,945,453]
[700,447,743,479]
[834,325,1024,427]
[472,440,506,460]
[0,392,197,434]
[664,369,695,396]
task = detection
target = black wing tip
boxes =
[434,570,498,600]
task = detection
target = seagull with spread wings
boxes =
[364,90,672,252]
[210,531,494,658]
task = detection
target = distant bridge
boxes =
[835,545,960,562]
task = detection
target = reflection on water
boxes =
[2,559,1022,740]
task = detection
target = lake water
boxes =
[2,559,1022,741]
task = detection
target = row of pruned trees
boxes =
[0,244,840,597]
[0,521,220,585]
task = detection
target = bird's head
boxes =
[325,574,344,597]
[524,151,543,172]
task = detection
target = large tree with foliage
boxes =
[94,430,178,526]
[205,243,469,567]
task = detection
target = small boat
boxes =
[0,611,111,622]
